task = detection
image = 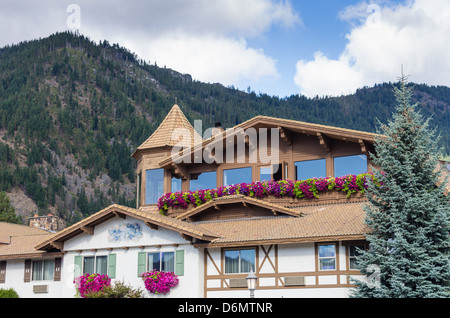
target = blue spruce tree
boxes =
[351,75,450,298]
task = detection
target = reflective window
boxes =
[83,256,107,275]
[148,252,175,272]
[224,249,256,274]
[318,244,336,271]
[223,167,252,186]
[32,260,54,281]
[349,245,365,270]
[190,171,217,191]
[295,159,326,180]
[145,169,164,204]
[334,155,367,177]
[171,175,182,193]
[259,164,282,181]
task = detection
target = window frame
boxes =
[145,168,165,205]
[295,158,327,180]
[224,247,256,274]
[189,170,217,191]
[333,154,368,177]
[346,244,368,271]
[146,251,175,272]
[223,166,253,186]
[317,243,337,271]
[82,255,108,276]
[31,259,55,281]
[258,163,283,182]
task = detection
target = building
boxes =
[0,103,427,298]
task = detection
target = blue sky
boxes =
[0,0,449,98]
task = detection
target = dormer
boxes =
[131,104,202,209]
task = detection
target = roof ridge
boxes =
[135,104,202,153]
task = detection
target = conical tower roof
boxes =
[132,104,202,158]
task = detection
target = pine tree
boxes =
[0,191,21,224]
[351,75,450,298]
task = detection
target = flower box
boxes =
[158,173,376,216]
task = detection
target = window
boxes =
[148,252,175,272]
[349,245,365,270]
[138,250,184,276]
[32,260,54,281]
[190,171,216,191]
[259,164,282,181]
[334,154,367,177]
[83,256,108,275]
[137,172,142,208]
[224,248,255,274]
[171,175,182,192]
[295,159,326,180]
[318,244,336,270]
[145,169,164,204]
[223,167,252,186]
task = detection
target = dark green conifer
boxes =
[351,75,450,298]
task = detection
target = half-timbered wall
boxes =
[204,242,366,298]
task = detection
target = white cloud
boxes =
[119,32,279,86]
[0,0,300,88]
[294,0,450,97]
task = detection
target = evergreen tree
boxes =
[0,191,21,224]
[351,75,450,298]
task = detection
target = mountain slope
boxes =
[0,31,449,227]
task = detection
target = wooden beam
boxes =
[50,242,64,250]
[81,226,94,235]
[359,139,368,155]
[180,233,191,241]
[145,222,158,230]
[278,126,291,145]
[214,204,222,211]
[317,132,330,152]
[171,163,188,180]
[113,211,126,219]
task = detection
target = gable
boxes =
[176,195,301,222]
[35,204,220,251]
[158,115,378,169]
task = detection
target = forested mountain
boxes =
[0,31,449,227]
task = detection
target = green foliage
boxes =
[351,76,450,298]
[0,288,19,298]
[83,280,145,298]
[0,31,449,226]
[0,191,21,224]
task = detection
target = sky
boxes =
[0,0,449,98]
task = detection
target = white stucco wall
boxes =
[205,242,358,298]
[59,215,203,298]
[1,258,63,298]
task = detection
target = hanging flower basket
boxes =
[140,271,179,295]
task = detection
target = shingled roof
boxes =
[132,104,202,158]
[0,222,61,260]
[193,202,369,247]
